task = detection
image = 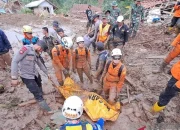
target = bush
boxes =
[20,8,33,14]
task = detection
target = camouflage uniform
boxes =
[107,15,116,26]
[130,3,144,37]
[111,8,121,21]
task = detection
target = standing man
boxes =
[101,48,126,105]
[96,15,111,49]
[110,1,121,21]
[130,0,144,37]
[90,14,102,52]
[11,42,51,112]
[73,37,93,84]
[0,29,13,70]
[105,10,116,26]
[57,28,67,39]
[42,27,59,59]
[168,1,180,31]
[111,16,129,49]
[49,20,60,40]
[86,5,93,33]
[22,25,39,45]
[94,42,109,81]
[51,37,73,86]
[152,60,180,113]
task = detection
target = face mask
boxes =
[113,59,120,64]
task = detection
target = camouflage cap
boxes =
[111,1,118,6]
[102,14,107,19]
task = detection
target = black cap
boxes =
[56,28,64,33]
[92,14,99,21]
[37,40,48,51]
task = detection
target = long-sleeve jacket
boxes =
[174,3,180,17]
[0,29,12,54]
[11,45,48,79]
[112,24,129,44]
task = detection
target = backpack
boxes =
[55,45,69,56]
[106,61,124,77]
[75,47,88,59]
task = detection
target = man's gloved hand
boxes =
[63,69,69,78]
[11,79,18,87]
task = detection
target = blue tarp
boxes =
[0,9,6,14]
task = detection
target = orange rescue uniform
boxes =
[52,45,71,83]
[103,61,126,92]
[164,33,180,64]
[98,23,111,43]
[174,5,180,17]
[72,47,92,83]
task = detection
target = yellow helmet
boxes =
[23,25,32,33]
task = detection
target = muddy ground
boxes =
[0,14,179,130]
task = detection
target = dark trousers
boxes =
[170,17,179,27]
[21,75,44,102]
[158,76,180,106]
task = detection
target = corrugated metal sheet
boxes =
[25,0,45,8]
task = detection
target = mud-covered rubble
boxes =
[0,13,180,130]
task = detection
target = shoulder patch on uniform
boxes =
[19,46,27,54]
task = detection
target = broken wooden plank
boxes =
[125,76,136,89]
[121,94,143,105]
[128,62,145,66]
[146,55,166,59]
[18,99,36,107]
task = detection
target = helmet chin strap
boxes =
[24,33,32,40]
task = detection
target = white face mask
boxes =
[113,59,120,64]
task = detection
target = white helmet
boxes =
[76,36,84,43]
[62,96,83,119]
[61,37,73,49]
[117,15,124,22]
[111,48,122,56]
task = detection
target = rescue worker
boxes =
[96,15,111,49]
[111,16,129,48]
[94,42,109,81]
[101,48,126,105]
[22,25,39,45]
[72,37,93,84]
[105,10,116,26]
[152,60,180,113]
[42,27,59,59]
[169,1,180,30]
[153,33,180,73]
[90,14,102,52]
[60,96,104,130]
[130,0,144,37]
[51,37,73,86]
[11,41,51,112]
[0,29,13,70]
[110,1,121,21]
[86,5,93,32]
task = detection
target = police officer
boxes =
[11,41,51,112]
[110,1,121,21]
[130,0,144,37]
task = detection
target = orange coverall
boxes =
[174,5,180,17]
[103,61,126,104]
[164,33,180,64]
[52,45,71,84]
[72,47,93,83]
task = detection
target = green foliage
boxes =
[20,7,33,14]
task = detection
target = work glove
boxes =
[63,69,69,78]
[11,79,18,87]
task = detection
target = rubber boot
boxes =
[38,100,51,112]
[151,102,165,113]
[152,61,168,74]
[108,86,116,105]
